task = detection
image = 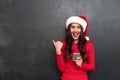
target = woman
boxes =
[53,16,95,80]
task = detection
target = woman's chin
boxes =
[72,37,79,42]
[72,36,79,40]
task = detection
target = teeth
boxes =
[73,33,78,37]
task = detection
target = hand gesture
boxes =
[52,40,63,55]
[74,56,83,67]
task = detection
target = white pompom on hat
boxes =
[66,16,89,40]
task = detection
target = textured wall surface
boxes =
[0,0,120,80]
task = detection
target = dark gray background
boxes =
[0,0,120,80]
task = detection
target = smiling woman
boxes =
[69,23,82,43]
[53,16,95,80]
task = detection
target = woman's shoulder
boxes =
[60,40,66,51]
[85,40,94,47]
[61,39,66,45]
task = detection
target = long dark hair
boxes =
[65,24,88,62]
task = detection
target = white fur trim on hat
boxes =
[66,16,87,31]
[85,36,90,41]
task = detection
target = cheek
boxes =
[70,29,74,33]
[79,29,81,33]
[77,28,82,32]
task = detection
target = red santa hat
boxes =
[66,16,89,40]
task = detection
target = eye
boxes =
[71,26,75,29]
[77,26,81,28]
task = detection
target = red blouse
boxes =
[56,40,95,80]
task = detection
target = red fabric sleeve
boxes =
[56,54,66,72]
[56,40,66,72]
[80,41,95,71]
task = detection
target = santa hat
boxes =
[66,16,89,40]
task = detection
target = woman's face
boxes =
[70,23,82,42]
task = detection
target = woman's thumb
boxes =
[52,40,56,46]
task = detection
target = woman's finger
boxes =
[76,56,82,60]
[52,40,56,46]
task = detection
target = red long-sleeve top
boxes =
[56,40,95,80]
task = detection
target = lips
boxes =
[72,32,80,37]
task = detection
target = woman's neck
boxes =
[74,39,79,43]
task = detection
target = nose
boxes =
[74,27,78,31]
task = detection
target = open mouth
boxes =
[72,32,80,38]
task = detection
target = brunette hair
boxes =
[65,23,88,62]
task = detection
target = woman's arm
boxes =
[80,41,95,71]
[56,53,66,72]
[53,40,66,72]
